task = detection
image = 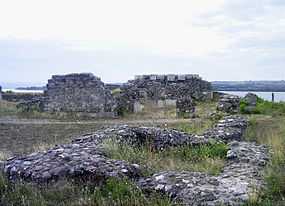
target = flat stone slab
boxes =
[73,125,209,150]
[4,141,141,183]
[203,115,248,142]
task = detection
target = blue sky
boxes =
[0,0,285,86]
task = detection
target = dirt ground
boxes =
[0,118,196,157]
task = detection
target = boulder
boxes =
[217,94,241,114]
[241,93,259,113]
[243,93,258,106]
[176,97,195,118]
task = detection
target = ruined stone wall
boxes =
[116,74,211,114]
[0,86,2,100]
[121,74,211,101]
[44,73,116,116]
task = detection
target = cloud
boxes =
[1,0,285,84]
[0,0,227,56]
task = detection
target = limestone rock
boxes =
[176,97,195,118]
[217,94,241,114]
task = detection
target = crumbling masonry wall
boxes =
[116,74,211,114]
[124,74,211,100]
[44,73,116,117]
[0,86,2,100]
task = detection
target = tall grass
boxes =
[0,175,173,206]
[101,139,227,176]
[245,116,285,205]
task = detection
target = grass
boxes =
[167,119,214,134]
[101,139,228,176]
[0,175,173,206]
[0,101,18,116]
[0,123,105,156]
[240,97,285,116]
[245,116,285,205]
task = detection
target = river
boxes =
[220,91,285,102]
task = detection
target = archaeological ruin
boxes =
[43,73,117,117]
[0,86,2,100]
[15,73,212,118]
[3,115,270,205]
[116,74,211,114]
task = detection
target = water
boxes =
[3,89,285,102]
[3,89,44,94]
[220,91,285,102]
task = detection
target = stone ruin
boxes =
[0,86,2,100]
[217,94,241,114]
[43,73,116,117]
[17,73,211,118]
[116,74,211,114]
[2,115,270,205]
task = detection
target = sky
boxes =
[0,0,285,86]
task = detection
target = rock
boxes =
[116,74,211,113]
[1,115,270,206]
[176,97,196,118]
[43,73,117,117]
[243,93,258,106]
[73,125,209,151]
[139,141,269,206]
[241,93,259,113]
[4,143,141,183]
[0,85,2,100]
[217,94,241,114]
[203,115,248,142]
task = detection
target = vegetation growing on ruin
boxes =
[1,98,285,205]
[102,139,228,176]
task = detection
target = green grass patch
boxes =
[240,97,285,116]
[101,140,228,176]
[0,175,173,206]
[168,119,214,134]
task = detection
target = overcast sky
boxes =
[1,0,285,86]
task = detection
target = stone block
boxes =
[167,74,176,81]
